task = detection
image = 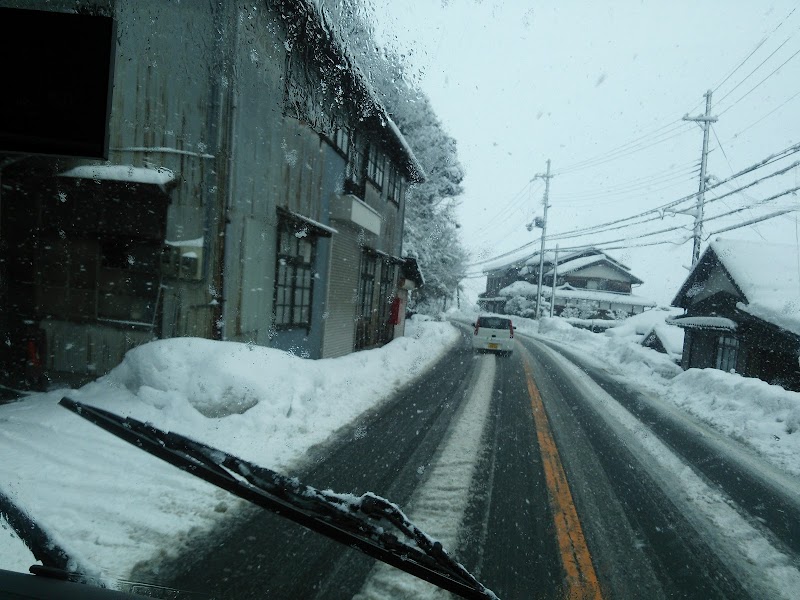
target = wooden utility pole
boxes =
[683,90,717,266]
[534,159,553,319]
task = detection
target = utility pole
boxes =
[549,244,559,318]
[534,159,553,319]
[683,90,717,266]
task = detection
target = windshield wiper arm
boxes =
[59,398,499,600]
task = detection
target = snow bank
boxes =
[538,316,682,379]
[0,319,459,577]
[604,307,682,341]
[665,369,800,475]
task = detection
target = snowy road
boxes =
[515,334,800,599]
[148,327,800,599]
[150,327,483,598]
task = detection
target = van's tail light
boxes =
[474,322,480,335]
[509,321,514,338]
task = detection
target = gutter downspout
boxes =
[210,3,239,341]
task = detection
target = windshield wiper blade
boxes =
[59,398,499,600]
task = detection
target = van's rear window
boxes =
[477,317,510,329]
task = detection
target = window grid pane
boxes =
[274,219,316,328]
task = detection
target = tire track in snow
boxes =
[353,353,497,600]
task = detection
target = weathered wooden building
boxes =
[0,0,423,390]
[670,238,800,391]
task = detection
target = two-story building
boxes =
[0,0,423,390]
[479,247,654,318]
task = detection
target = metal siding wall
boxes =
[322,225,361,358]
[237,216,273,339]
[40,320,151,376]
[222,3,287,344]
[109,1,229,341]
[224,5,339,351]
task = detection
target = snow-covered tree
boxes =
[505,295,536,318]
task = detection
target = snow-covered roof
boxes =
[484,247,635,277]
[165,237,204,248]
[60,164,176,187]
[301,0,425,183]
[497,280,539,297]
[526,247,630,269]
[523,249,564,267]
[667,315,738,331]
[546,287,656,307]
[646,323,685,356]
[546,254,604,275]
[710,238,800,336]
[544,253,642,283]
[282,208,338,236]
[497,280,656,308]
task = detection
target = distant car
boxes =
[472,316,515,355]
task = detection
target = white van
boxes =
[472,316,515,355]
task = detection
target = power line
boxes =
[552,119,685,174]
[556,164,699,203]
[467,143,800,269]
[709,124,767,240]
[471,180,538,243]
[472,181,542,244]
[551,155,800,243]
[723,87,800,143]
[701,185,800,225]
[554,123,695,177]
[518,8,798,187]
[475,179,536,231]
[707,208,799,237]
[712,5,797,94]
[545,184,800,255]
[718,44,800,117]
[714,26,800,107]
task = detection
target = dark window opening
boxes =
[274,220,316,330]
[367,144,385,188]
[387,165,402,204]
[377,261,397,344]
[345,133,366,198]
[358,253,377,319]
[715,335,738,372]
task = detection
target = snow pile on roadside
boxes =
[0,318,460,577]
[538,316,683,379]
[665,368,800,475]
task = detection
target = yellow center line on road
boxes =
[520,346,603,600]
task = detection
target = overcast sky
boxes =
[370,0,800,306]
